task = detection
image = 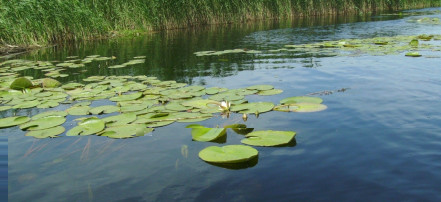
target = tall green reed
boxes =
[0,0,439,46]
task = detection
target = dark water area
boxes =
[6,8,441,201]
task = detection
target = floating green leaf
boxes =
[231,88,258,96]
[89,105,120,114]
[120,103,148,113]
[20,116,66,131]
[224,124,254,135]
[246,85,274,91]
[409,39,419,47]
[205,87,228,95]
[186,124,206,128]
[100,124,153,139]
[66,117,105,136]
[26,126,65,138]
[146,121,174,128]
[274,103,327,112]
[0,116,30,128]
[241,130,296,146]
[109,92,143,102]
[199,145,258,163]
[191,126,226,142]
[177,117,211,123]
[102,113,136,127]
[165,103,191,111]
[405,52,422,57]
[258,89,283,96]
[230,102,274,114]
[12,100,40,109]
[10,77,33,90]
[34,91,53,98]
[42,78,61,88]
[0,106,12,111]
[62,83,84,90]
[31,110,67,120]
[73,101,91,107]
[66,106,91,115]
[181,99,217,109]
[37,101,60,109]
[280,96,323,104]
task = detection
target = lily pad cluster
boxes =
[0,55,328,168]
[188,123,296,167]
[188,96,326,167]
[193,34,441,58]
[1,70,326,141]
[282,34,441,57]
[194,49,262,56]
[408,17,441,25]
[0,55,144,81]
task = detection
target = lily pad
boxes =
[31,110,67,120]
[110,92,143,102]
[145,121,174,128]
[176,117,212,123]
[230,102,275,114]
[209,93,244,101]
[181,99,217,109]
[409,39,419,47]
[62,83,84,90]
[100,124,153,139]
[165,103,192,111]
[405,52,422,57]
[66,106,91,115]
[26,126,65,138]
[10,77,33,90]
[191,126,226,142]
[42,78,61,88]
[224,124,254,135]
[102,113,136,127]
[0,116,30,128]
[280,96,323,104]
[205,87,228,95]
[20,116,66,131]
[12,100,40,109]
[199,145,258,163]
[246,85,274,91]
[66,117,105,136]
[120,103,148,113]
[258,89,283,96]
[34,91,53,98]
[241,130,296,146]
[73,101,91,107]
[37,101,60,108]
[274,103,327,112]
[89,105,120,114]
[0,106,12,111]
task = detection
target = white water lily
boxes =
[219,101,231,111]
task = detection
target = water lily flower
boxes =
[219,101,231,111]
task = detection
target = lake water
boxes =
[5,7,441,201]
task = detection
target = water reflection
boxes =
[7,7,441,202]
[11,11,404,85]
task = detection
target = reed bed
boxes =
[0,0,439,46]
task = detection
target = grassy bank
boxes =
[1,0,440,48]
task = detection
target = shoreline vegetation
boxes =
[1,0,440,55]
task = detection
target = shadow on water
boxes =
[206,156,259,170]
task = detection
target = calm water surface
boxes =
[6,8,441,201]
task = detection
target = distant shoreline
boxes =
[1,0,439,56]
